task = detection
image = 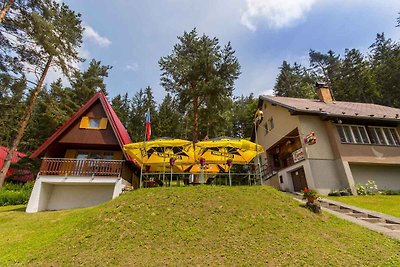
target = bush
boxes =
[0,182,34,206]
[355,183,367,195]
[381,190,400,195]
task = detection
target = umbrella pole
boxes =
[170,166,173,186]
[140,164,143,189]
[229,168,232,186]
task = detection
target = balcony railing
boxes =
[39,158,124,177]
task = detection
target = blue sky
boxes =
[52,0,400,103]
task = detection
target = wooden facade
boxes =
[31,92,138,186]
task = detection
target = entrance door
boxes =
[291,167,307,192]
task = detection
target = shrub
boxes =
[0,182,34,206]
[355,183,366,195]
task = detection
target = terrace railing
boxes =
[39,158,124,177]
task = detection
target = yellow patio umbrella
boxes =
[195,137,264,186]
[195,137,264,164]
[123,138,196,186]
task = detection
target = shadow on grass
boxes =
[0,206,27,213]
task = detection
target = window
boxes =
[368,127,400,146]
[336,125,370,144]
[79,116,108,129]
[268,117,274,130]
[89,118,100,128]
[264,122,269,135]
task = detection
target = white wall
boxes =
[350,164,400,190]
[47,184,114,210]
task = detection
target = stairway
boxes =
[289,193,400,240]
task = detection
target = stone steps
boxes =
[288,193,400,240]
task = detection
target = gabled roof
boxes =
[31,92,133,160]
[261,95,400,122]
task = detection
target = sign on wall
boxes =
[292,148,305,163]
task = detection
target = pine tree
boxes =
[159,28,240,142]
[0,0,83,188]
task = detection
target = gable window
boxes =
[336,125,370,144]
[368,127,400,146]
[79,116,108,129]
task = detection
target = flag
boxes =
[145,110,151,141]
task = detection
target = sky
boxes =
[51,0,400,103]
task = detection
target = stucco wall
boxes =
[308,159,346,194]
[350,164,400,190]
[298,116,336,160]
[257,102,300,149]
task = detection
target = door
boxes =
[291,167,307,192]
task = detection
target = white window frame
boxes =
[368,126,400,146]
[336,124,370,144]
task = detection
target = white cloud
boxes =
[241,0,317,31]
[125,63,139,72]
[83,24,111,47]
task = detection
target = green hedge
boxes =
[0,182,34,206]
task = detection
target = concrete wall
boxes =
[350,164,400,190]
[308,159,346,195]
[26,176,128,213]
[46,184,114,210]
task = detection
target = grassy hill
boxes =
[0,186,399,266]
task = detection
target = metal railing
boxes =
[39,158,124,177]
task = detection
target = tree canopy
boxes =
[159,28,240,142]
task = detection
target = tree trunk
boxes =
[0,55,53,188]
[193,96,199,143]
[0,0,14,24]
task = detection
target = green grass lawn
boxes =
[325,195,400,218]
[0,186,399,266]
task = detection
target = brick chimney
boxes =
[315,82,333,103]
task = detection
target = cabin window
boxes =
[264,122,269,135]
[368,126,400,146]
[336,124,370,144]
[89,118,100,128]
[79,116,108,129]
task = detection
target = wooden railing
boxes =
[39,158,124,177]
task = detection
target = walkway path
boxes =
[289,193,400,240]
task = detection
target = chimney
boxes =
[315,82,333,103]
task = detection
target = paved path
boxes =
[289,193,400,240]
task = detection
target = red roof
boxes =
[0,146,34,182]
[0,146,26,166]
[30,92,134,161]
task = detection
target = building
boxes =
[26,92,139,212]
[255,84,400,195]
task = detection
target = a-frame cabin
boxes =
[27,92,138,212]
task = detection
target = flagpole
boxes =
[140,109,151,189]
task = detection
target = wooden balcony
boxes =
[39,158,124,177]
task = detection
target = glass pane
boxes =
[390,129,400,145]
[336,125,347,143]
[383,128,394,145]
[103,153,114,160]
[269,118,274,130]
[76,152,89,159]
[375,128,386,145]
[90,153,102,159]
[359,127,369,144]
[367,128,377,144]
[343,126,354,143]
[89,118,100,128]
[351,126,362,143]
